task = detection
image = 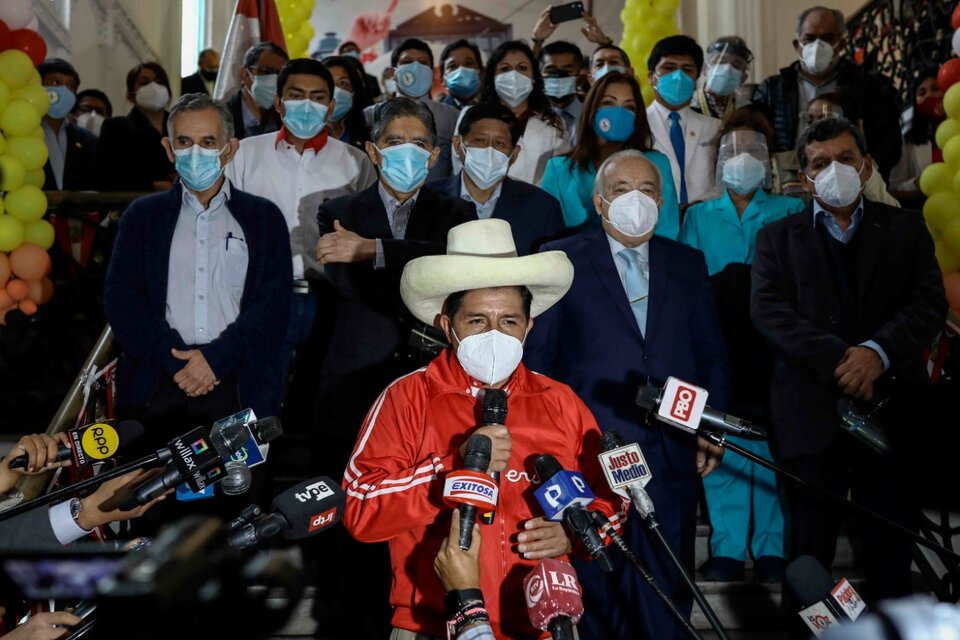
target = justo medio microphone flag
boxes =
[656,377,709,434]
[597,441,652,499]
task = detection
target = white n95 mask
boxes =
[808,160,864,208]
[454,328,524,385]
[601,190,659,238]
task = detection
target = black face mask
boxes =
[201,68,219,82]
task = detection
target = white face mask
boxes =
[601,190,659,238]
[76,111,105,136]
[807,160,864,208]
[494,70,534,109]
[453,328,524,386]
[135,82,170,112]
[462,143,511,190]
[799,39,837,75]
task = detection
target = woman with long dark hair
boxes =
[890,68,944,197]
[452,40,568,184]
[540,72,680,238]
[322,55,372,149]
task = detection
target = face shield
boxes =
[716,129,772,192]
[805,101,844,127]
[701,44,749,97]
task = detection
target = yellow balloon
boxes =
[0,215,24,252]
[944,136,960,171]
[942,218,960,258]
[936,119,960,149]
[5,136,48,172]
[4,185,47,223]
[920,162,954,196]
[22,219,54,250]
[0,154,25,191]
[0,130,5,155]
[936,240,960,273]
[29,126,43,139]
[29,69,41,86]
[0,80,8,114]
[23,168,45,188]
[946,84,960,121]
[0,100,42,137]
[0,50,36,91]
[923,192,960,233]
[11,83,50,117]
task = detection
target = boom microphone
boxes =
[228,477,345,549]
[7,421,145,470]
[636,378,766,439]
[479,389,507,525]
[787,555,867,637]
[524,558,584,640]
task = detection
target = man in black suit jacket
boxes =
[426,102,564,255]
[180,48,220,96]
[37,58,99,190]
[751,118,946,616]
[311,96,475,640]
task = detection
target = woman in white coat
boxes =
[452,40,568,185]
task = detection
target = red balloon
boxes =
[10,29,46,66]
[0,20,11,51]
[939,58,960,92]
[953,4,960,30]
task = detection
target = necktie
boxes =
[617,248,648,338]
[669,111,688,204]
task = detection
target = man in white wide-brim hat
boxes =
[340,218,621,640]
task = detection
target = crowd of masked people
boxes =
[1,3,955,639]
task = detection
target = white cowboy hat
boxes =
[400,218,574,325]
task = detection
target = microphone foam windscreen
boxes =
[534,453,563,483]
[250,416,283,444]
[599,430,626,452]
[273,476,346,540]
[786,554,836,607]
[482,389,508,424]
[115,420,146,450]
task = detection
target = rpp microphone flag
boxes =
[787,555,867,638]
[7,420,144,470]
[524,558,583,640]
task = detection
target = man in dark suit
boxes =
[38,58,99,190]
[525,149,728,640]
[751,118,946,619]
[180,48,220,96]
[311,96,475,640]
[225,42,288,139]
[426,102,564,256]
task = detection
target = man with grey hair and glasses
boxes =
[752,5,902,180]
[105,92,292,461]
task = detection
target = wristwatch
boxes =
[69,497,89,530]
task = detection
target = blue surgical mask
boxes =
[250,74,278,109]
[704,63,743,97]
[445,67,481,99]
[282,99,329,139]
[330,87,353,122]
[377,143,432,193]
[654,69,696,107]
[395,62,434,98]
[175,145,227,192]
[593,64,626,81]
[544,76,578,99]
[343,50,361,61]
[721,153,767,195]
[45,85,76,120]
[593,106,636,143]
[462,143,511,189]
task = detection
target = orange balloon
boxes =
[6,277,28,301]
[8,243,48,280]
[25,276,52,304]
[0,252,9,282]
[17,298,36,315]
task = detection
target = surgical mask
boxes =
[174,144,227,192]
[654,69,695,107]
[807,160,864,208]
[453,328,524,386]
[200,68,219,82]
[135,82,170,112]
[494,70,533,109]
[330,87,353,122]
[282,99,329,139]
[45,85,76,119]
[395,62,434,98]
[377,143,432,193]
[544,76,577,99]
[722,153,767,195]
[593,106,635,143]
[249,74,277,109]
[601,190,659,238]
[462,143,511,189]
[593,64,626,81]
[445,67,481,99]
[384,78,398,95]
[343,50,361,61]
[799,39,837,75]
[704,63,743,97]
[76,111,105,136]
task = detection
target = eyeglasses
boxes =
[247,65,281,76]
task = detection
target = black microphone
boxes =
[479,388,507,525]
[786,555,868,637]
[458,433,492,551]
[533,454,614,573]
[636,380,767,439]
[7,421,145,470]
[228,476,346,549]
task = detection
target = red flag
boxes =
[213,0,286,101]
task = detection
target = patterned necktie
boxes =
[617,248,648,338]
[669,111,688,204]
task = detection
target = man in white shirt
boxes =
[645,35,722,207]
[225,58,377,383]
